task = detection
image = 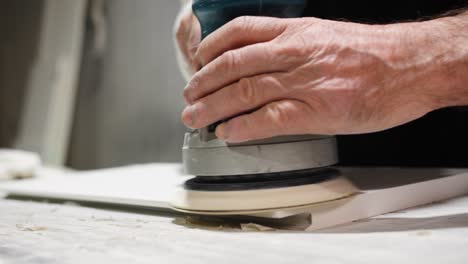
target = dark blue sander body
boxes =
[193,0,307,39]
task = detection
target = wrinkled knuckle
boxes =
[221,50,240,75]
[275,44,305,59]
[231,16,252,32]
[237,78,257,105]
[188,43,199,58]
[187,74,201,90]
[268,102,292,128]
[183,88,193,104]
[269,75,289,95]
[195,45,207,65]
[185,75,202,101]
[257,43,275,61]
[274,39,308,64]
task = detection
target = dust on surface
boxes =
[415,230,432,236]
[173,216,275,232]
[15,224,47,232]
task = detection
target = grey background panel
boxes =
[69,0,186,169]
[0,0,44,147]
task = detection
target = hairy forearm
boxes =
[412,10,468,109]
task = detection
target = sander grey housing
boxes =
[182,132,338,176]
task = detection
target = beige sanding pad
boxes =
[171,176,358,213]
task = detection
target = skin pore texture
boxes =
[176,8,468,143]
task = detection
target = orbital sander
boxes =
[172,0,358,214]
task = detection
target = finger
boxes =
[187,15,202,68]
[175,15,192,63]
[184,42,296,104]
[195,16,286,66]
[215,100,315,143]
[176,16,202,72]
[181,73,287,129]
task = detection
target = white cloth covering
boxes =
[0,149,40,180]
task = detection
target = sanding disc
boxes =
[171,169,358,213]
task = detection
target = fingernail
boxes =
[216,123,230,140]
[182,105,197,127]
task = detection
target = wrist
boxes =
[431,12,468,108]
[387,13,468,110]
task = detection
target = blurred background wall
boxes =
[0,0,44,148]
[68,0,187,169]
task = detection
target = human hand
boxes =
[174,1,201,75]
[181,16,461,142]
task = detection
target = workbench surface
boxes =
[1,194,468,264]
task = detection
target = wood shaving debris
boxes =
[91,216,115,222]
[240,223,274,232]
[173,217,239,231]
[173,217,276,232]
[415,230,432,236]
[16,224,47,232]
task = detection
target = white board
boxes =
[1,164,468,230]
